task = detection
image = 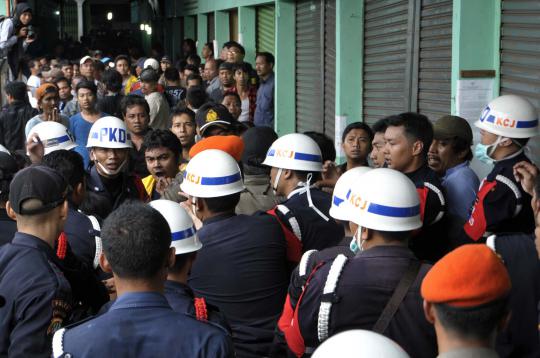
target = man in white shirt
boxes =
[140,68,170,130]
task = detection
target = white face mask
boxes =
[349,226,364,254]
[191,197,198,217]
[93,154,127,177]
[272,167,283,196]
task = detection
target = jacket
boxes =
[0,100,38,151]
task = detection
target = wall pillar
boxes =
[197,13,208,54]
[183,15,196,40]
[214,10,230,56]
[238,6,256,63]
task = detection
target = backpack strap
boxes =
[372,260,422,334]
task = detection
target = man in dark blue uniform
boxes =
[263,133,344,265]
[284,169,437,358]
[181,149,289,358]
[0,165,73,357]
[53,201,234,357]
[383,112,448,261]
[0,152,19,246]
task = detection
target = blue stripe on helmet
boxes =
[333,196,344,207]
[367,203,420,218]
[171,226,197,241]
[483,114,538,128]
[294,152,322,162]
[44,135,71,148]
[200,172,242,185]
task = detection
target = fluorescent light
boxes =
[107,12,113,21]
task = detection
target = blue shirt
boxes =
[57,291,234,358]
[69,112,107,169]
[254,72,274,128]
[442,161,479,220]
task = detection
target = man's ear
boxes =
[282,169,293,180]
[361,227,371,241]
[412,140,424,157]
[423,300,436,324]
[167,247,176,269]
[499,137,513,148]
[99,252,113,273]
[5,201,17,221]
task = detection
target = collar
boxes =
[260,72,275,84]
[11,232,57,261]
[437,347,499,358]
[494,148,525,163]
[355,244,415,260]
[443,161,469,179]
[110,291,171,311]
[287,182,318,199]
[164,280,194,298]
[202,212,236,225]
[88,165,106,192]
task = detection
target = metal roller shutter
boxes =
[324,0,336,139]
[418,0,452,121]
[256,5,275,54]
[500,0,540,163]
[363,0,409,124]
[296,1,324,133]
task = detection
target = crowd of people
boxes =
[0,3,539,358]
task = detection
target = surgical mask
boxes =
[349,226,364,255]
[272,168,283,196]
[474,136,505,166]
[95,159,127,176]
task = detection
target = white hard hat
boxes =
[28,121,76,155]
[262,133,323,172]
[149,199,202,254]
[180,149,245,198]
[312,330,410,358]
[475,94,539,138]
[329,167,372,221]
[143,58,159,71]
[347,168,422,231]
[86,116,132,149]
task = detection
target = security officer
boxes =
[263,133,344,264]
[181,149,289,358]
[82,116,147,218]
[195,103,236,138]
[464,95,537,242]
[150,199,231,334]
[53,201,234,357]
[384,112,447,261]
[284,168,437,358]
[0,166,73,357]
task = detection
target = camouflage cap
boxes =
[433,115,473,145]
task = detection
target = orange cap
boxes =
[35,83,58,102]
[421,244,511,307]
[189,135,244,161]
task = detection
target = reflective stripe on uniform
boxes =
[495,175,522,217]
[299,250,317,277]
[486,235,497,253]
[87,215,102,270]
[277,204,302,240]
[424,182,445,224]
[52,328,66,358]
[317,254,348,342]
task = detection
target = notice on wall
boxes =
[335,115,347,161]
[456,79,495,143]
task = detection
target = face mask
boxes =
[272,168,283,196]
[191,197,198,217]
[474,136,505,166]
[95,159,127,176]
[349,226,364,255]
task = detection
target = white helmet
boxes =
[262,133,323,172]
[312,330,410,358]
[143,58,159,71]
[475,94,539,138]
[347,168,422,231]
[28,122,76,155]
[180,149,245,198]
[149,199,202,254]
[86,116,132,149]
[329,167,372,221]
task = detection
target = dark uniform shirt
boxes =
[297,245,437,358]
[464,151,534,241]
[0,233,73,357]
[405,164,448,262]
[189,213,289,358]
[56,292,234,358]
[64,204,100,270]
[0,208,16,246]
[81,165,147,219]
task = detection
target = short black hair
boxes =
[371,117,391,134]
[76,80,98,95]
[142,129,182,162]
[101,69,123,93]
[341,122,374,143]
[94,61,105,72]
[53,76,70,87]
[304,131,336,163]
[164,67,180,82]
[59,60,72,68]
[186,86,207,109]
[120,95,150,117]
[170,106,195,124]
[169,251,196,274]
[202,192,241,213]
[187,73,203,83]
[256,52,275,66]
[227,41,245,55]
[203,42,214,54]
[183,64,199,74]
[42,150,84,198]
[5,81,27,101]
[223,92,241,106]
[233,63,250,74]
[386,112,433,157]
[434,299,509,341]
[28,59,39,69]
[447,136,474,161]
[114,54,131,66]
[101,201,171,279]
[186,54,201,67]
[377,229,412,243]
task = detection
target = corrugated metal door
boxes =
[256,5,275,54]
[296,0,324,133]
[500,0,540,163]
[207,12,215,43]
[362,0,409,124]
[229,9,239,42]
[417,0,452,121]
[324,0,336,139]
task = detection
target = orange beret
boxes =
[421,244,511,308]
[35,83,57,102]
[189,135,244,161]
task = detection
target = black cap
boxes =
[196,103,234,136]
[0,152,18,181]
[241,127,278,167]
[139,68,159,83]
[9,166,67,215]
[161,56,171,63]
[219,62,234,72]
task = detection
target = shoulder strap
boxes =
[372,260,422,334]
[494,174,522,217]
[86,214,102,269]
[52,328,66,358]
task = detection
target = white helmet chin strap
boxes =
[96,159,127,177]
[272,167,283,194]
[302,173,330,222]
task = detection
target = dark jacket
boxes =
[0,100,38,152]
[96,93,123,119]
